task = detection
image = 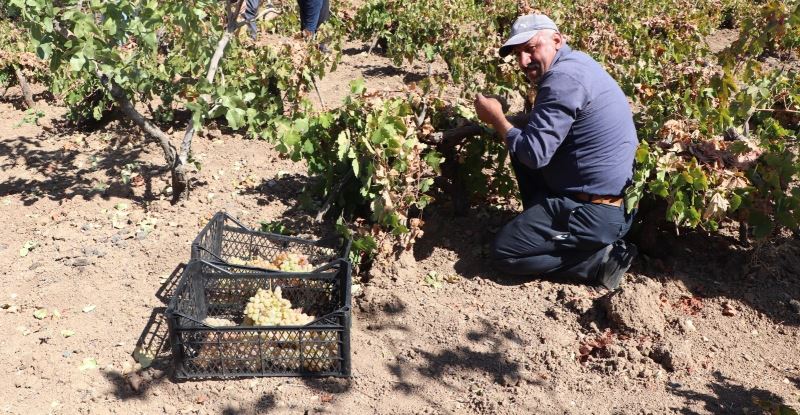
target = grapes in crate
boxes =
[229,252,314,272]
[243,286,315,326]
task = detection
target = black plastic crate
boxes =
[192,212,351,272]
[166,260,352,378]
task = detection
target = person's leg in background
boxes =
[316,0,330,31]
[244,0,261,40]
[298,0,333,52]
[297,0,323,36]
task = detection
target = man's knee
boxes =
[490,222,544,261]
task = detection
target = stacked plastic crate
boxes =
[166,212,352,378]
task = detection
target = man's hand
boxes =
[474,93,503,124]
[474,93,514,139]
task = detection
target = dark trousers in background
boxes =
[490,156,634,281]
[298,0,330,34]
[244,0,330,38]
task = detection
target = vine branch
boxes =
[96,68,177,167]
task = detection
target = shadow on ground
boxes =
[351,286,541,412]
[102,307,172,400]
[359,64,430,84]
[672,371,799,414]
[383,315,539,412]
[0,89,56,111]
[0,126,169,206]
[238,173,342,239]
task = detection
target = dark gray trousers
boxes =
[491,157,634,281]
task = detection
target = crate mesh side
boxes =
[193,214,225,262]
[172,264,209,325]
[175,324,345,377]
[171,261,349,377]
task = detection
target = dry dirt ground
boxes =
[2,31,800,415]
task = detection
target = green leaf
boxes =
[351,158,360,176]
[33,309,48,320]
[691,170,708,191]
[454,104,476,121]
[141,32,157,49]
[625,192,640,213]
[225,108,245,130]
[667,200,686,224]
[729,194,742,211]
[282,128,301,147]
[647,180,668,198]
[293,117,309,134]
[419,177,434,193]
[686,206,701,227]
[424,44,435,61]
[302,139,314,154]
[423,151,443,172]
[103,17,117,35]
[36,42,53,60]
[352,235,377,258]
[69,53,86,72]
[749,212,773,238]
[318,113,333,129]
[336,131,350,161]
[208,105,226,119]
[61,329,76,338]
[424,271,443,289]
[133,346,154,369]
[350,78,366,95]
[92,106,104,121]
[260,220,290,235]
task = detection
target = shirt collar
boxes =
[550,44,571,69]
[534,44,571,87]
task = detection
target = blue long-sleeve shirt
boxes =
[505,44,638,196]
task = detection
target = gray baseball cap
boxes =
[498,14,559,58]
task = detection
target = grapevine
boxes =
[4,0,799,258]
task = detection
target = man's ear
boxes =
[553,32,564,50]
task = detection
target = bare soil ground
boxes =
[1,34,800,415]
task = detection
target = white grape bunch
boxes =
[231,252,313,272]
[271,252,313,272]
[202,317,236,327]
[243,286,315,326]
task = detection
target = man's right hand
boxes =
[474,93,502,124]
[474,93,514,138]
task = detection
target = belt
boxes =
[573,192,624,207]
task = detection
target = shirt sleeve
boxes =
[505,72,589,169]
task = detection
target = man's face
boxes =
[513,31,562,84]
